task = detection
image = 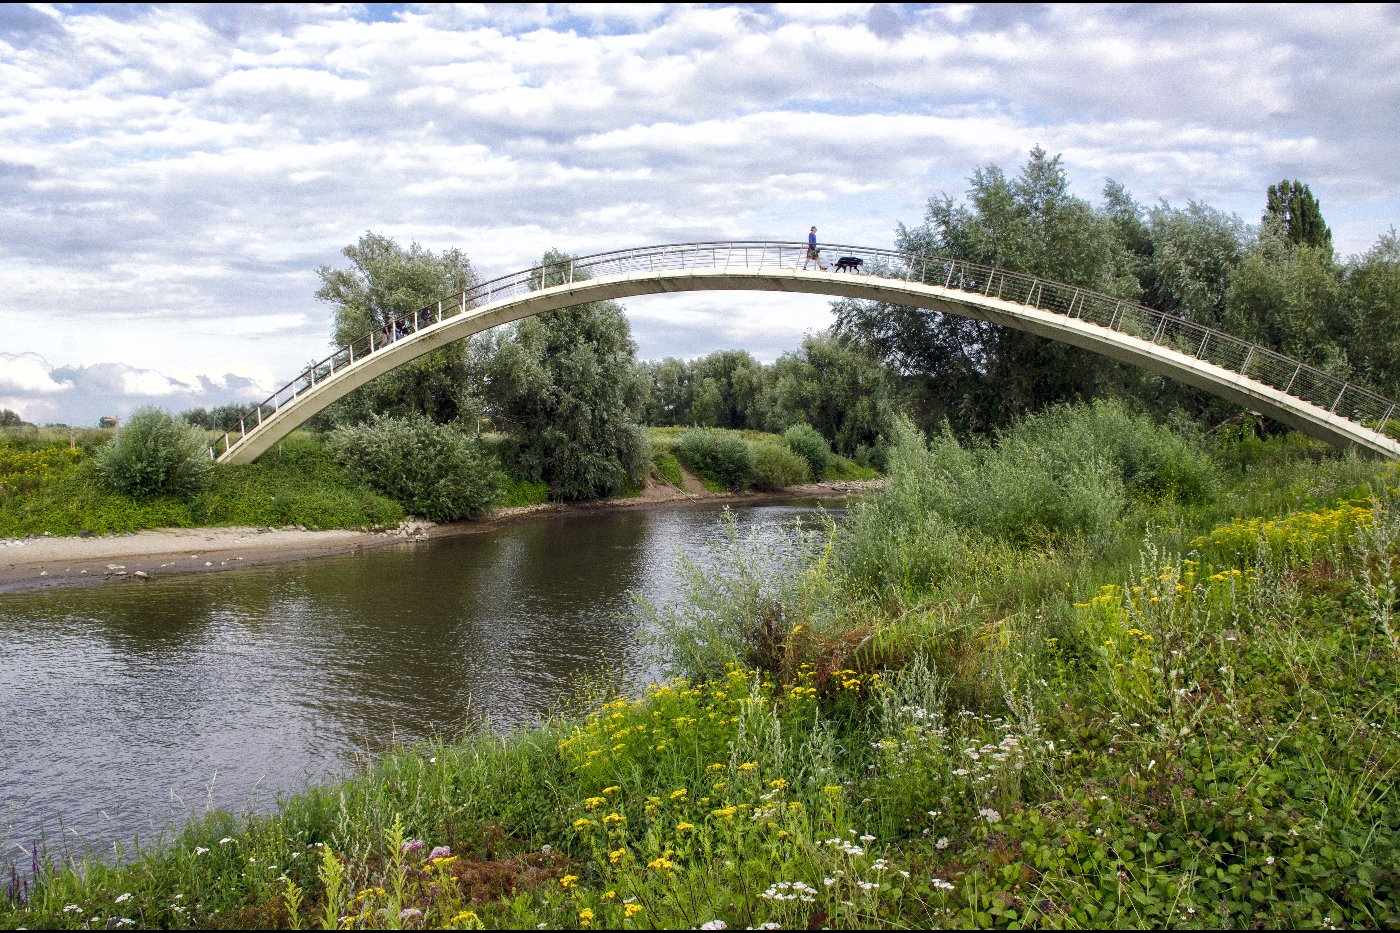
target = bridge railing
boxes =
[213,242,1398,459]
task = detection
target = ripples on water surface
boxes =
[0,501,841,855]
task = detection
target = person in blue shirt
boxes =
[804,226,827,270]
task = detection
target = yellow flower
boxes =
[670,788,687,800]
[602,785,620,795]
[738,762,757,772]
[573,818,595,831]
[624,903,644,919]
[560,875,579,888]
[604,812,625,825]
[579,908,595,924]
[768,778,788,790]
[609,848,629,863]
[677,822,695,833]
[822,785,843,795]
[706,763,724,772]
[584,796,606,809]
[648,857,676,870]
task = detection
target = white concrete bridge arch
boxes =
[213,241,1400,464]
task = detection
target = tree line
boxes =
[836,146,1400,433]
[169,146,1398,502]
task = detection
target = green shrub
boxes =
[999,398,1217,502]
[327,415,502,521]
[782,423,832,478]
[672,428,755,490]
[91,407,214,499]
[752,442,811,490]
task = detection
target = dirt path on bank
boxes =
[0,476,880,593]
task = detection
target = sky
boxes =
[2,2,1398,426]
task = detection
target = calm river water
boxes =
[0,500,840,858]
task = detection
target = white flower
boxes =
[698,922,729,930]
[115,893,132,904]
[63,905,82,912]
[935,837,950,850]
[219,837,234,844]
[978,807,1002,823]
[1265,855,1275,865]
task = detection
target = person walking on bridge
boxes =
[804,226,827,271]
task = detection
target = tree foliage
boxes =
[834,148,1400,438]
[1224,226,1347,370]
[839,146,1140,431]
[1344,230,1400,396]
[767,333,893,455]
[1266,179,1333,253]
[315,232,480,425]
[487,250,647,501]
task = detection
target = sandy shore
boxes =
[0,479,878,593]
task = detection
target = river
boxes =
[0,500,842,859]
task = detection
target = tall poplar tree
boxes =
[1265,180,1333,253]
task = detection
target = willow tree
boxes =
[314,232,480,425]
[487,250,647,501]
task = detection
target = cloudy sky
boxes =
[2,3,1398,426]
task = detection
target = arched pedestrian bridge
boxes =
[213,241,1400,464]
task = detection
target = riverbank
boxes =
[0,478,880,592]
[4,410,1395,931]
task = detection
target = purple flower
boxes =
[399,908,423,921]
[429,846,452,860]
[400,839,425,855]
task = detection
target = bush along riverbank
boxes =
[3,401,1397,930]
[0,419,871,540]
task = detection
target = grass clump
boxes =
[652,450,684,489]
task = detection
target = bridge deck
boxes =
[213,242,1400,464]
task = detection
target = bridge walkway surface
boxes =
[213,242,1400,464]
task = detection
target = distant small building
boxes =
[98,416,119,429]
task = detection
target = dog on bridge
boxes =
[833,256,864,274]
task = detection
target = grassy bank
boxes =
[3,401,1396,929]
[0,432,404,537]
[0,425,860,538]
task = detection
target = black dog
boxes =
[834,256,863,273]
